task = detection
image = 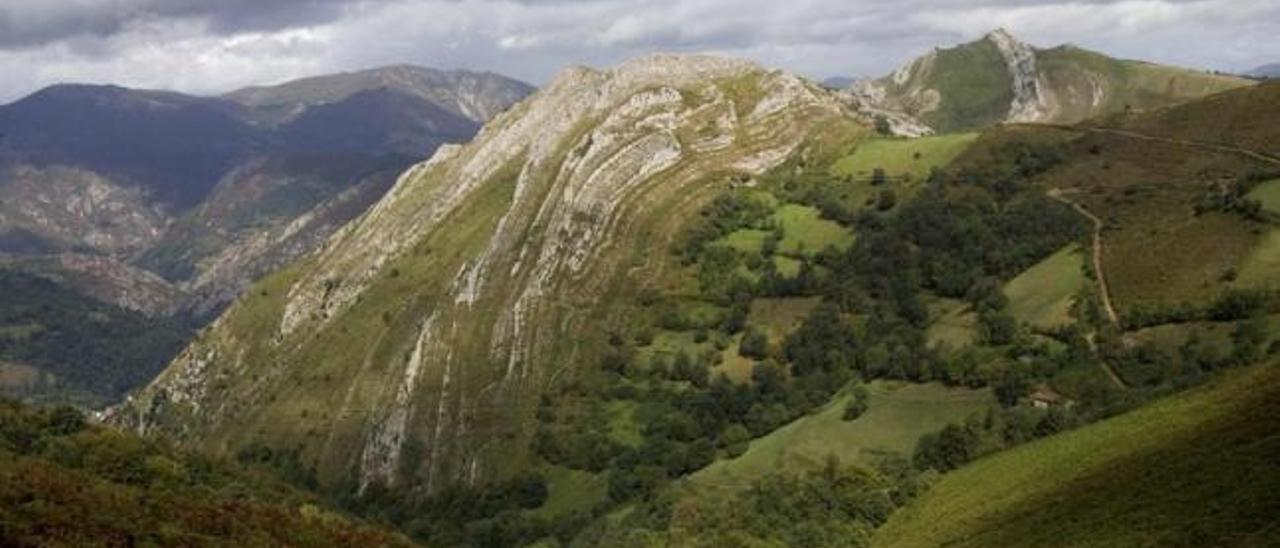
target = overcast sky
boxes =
[0,0,1277,102]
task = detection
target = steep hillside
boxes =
[121,55,869,497]
[0,400,416,547]
[848,29,1252,133]
[873,361,1280,547]
[224,65,535,126]
[954,81,1280,316]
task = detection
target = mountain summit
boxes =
[846,29,1251,132]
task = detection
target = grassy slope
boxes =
[0,401,414,547]
[920,40,1014,132]
[771,204,854,256]
[1003,244,1086,329]
[1037,46,1251,124]
[1112,80,1280,157]
[830,133,979,180]
[1246,179,1280,214]
[691,382,994,486]
[925,297,977,348]
[1236,227,1280,289]
[874,362,1280,548]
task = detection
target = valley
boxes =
[1,22,1277,547]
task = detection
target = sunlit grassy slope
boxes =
[691,382,994,486]
[874,362,1280,548]
[1003,244,1086,329]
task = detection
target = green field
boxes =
[712,228,769,254]
[691,382,994,486]
[926,297,978,348]
[830,133,979,180]
[1246,179,1280,215]
[531,466,609,520]
[874,362,1280,548]
[770,204,854,256]
[1236,227,1280,289]
[1003,244,1086,329]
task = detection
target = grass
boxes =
[606,400,643,447]
[712,229,770,254]
[773,256,802,278]
[1245,179,1280,215]
[1236,227,1280,289]
[1003,244,1086,329]
[874,361,1280,548]
[691,382,994,486]
[926,297,978,349]
[830,134,978,181]
[919,38,1015,132]
[770,204,853,256]
[531,466,609,520]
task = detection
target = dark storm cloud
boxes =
[0,0,359,49]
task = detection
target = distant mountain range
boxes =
[1247,63,1280,78]
[0,65,534,404]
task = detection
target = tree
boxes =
[739,327,769,360]
[871,168,888,186]
[876,189,897,211]
[842,385,870,421]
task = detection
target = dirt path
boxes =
[1047,188,1128,389]
[1085,127,1280,167]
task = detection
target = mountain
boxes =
[224,65,536,127]
[71,49,1278,546]
[0,67,534,403]
[847,29,1253,133]
[119,53,870,494]
[1247,63,1280,78]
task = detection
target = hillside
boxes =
[0,399,415,547]
[120,53,870,497]
[0,69,533,403]
[873,361,1280,547]
[847,29,1252,133]
[955,81,1280,316]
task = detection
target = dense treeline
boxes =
[0,399,414,547]
[0,270,192,405]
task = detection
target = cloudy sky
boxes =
[0,0,1277,101]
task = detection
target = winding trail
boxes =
[1048,189,1127,390]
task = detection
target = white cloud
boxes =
[1,0,1278,102]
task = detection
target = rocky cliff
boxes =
[120,54,869,493]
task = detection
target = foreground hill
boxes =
[874,360,1280,547]
[848,29,1251,133]
[121,54,870,496]
[0,399,415,547]
[0,67,533,404]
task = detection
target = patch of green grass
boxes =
[926,298,978,349]
[1247,179,1280,215]
[874,362,1280,548]
[830,134,978,181]
[771,204,853,256]
[1003,244,1086,329]
[1236,227,1280,289]
[691,382,994,486]
[712,229,769,254]
[606,400,643,447]
[773,256,802,278]
[530,466,608,520]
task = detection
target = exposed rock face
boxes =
[120,54,868,494]
[845,29,1252,133]
[986,29,1051,123]
[0,164,167,256]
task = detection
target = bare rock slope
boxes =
[122,54,869,493]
